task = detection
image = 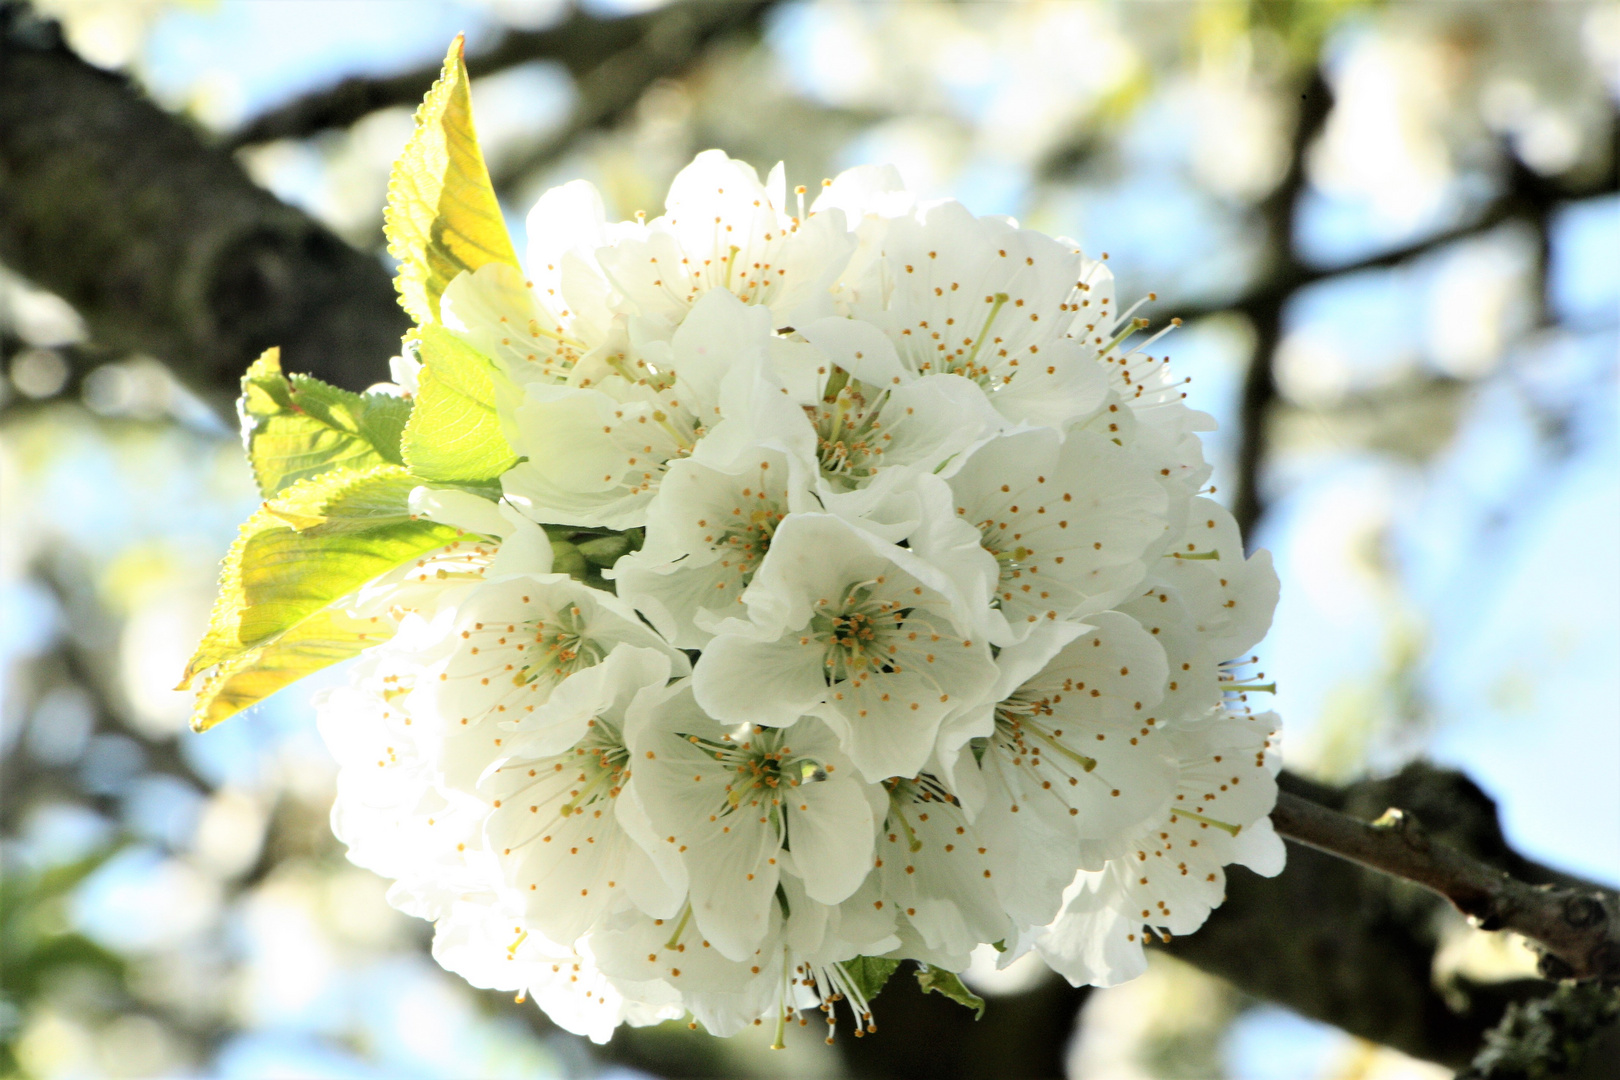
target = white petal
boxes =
[799,316,908,386]
[784,773,876,905]
[1035,870,1148,988]
[693,632,829,728]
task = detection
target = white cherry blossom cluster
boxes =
[317,152,1285,1044]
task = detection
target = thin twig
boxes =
[1171,130,1620,331]
[222,4,653,149]
[223,0,778,152]
[1225,66,1334,542]
[487,0,776,194]
[1272,791,1620,982]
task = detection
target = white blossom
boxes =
[810,201,1115,429]
[611,443,816,649]
[317,628,489,922]
[627,681,881,961]
[693,512,999,783]
[432,897,684,1044]
[499,289,778,529]
[932,613,1179,934]
[482,646,687,946]
[926,426,1170,645]
[401,572,686,790]
[872,774,1010,967]
[299,147,1287,1043]
[593,151,857,333]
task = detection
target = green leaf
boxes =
[181,466,464,730]
[402,324,520,483]
[239,347,412,498]
[841,956,901,1003]
[384,34,520,324]
[915,965,985,1019]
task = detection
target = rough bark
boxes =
[0,4,407,405]
[1460,982,1620,1080]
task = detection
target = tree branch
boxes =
[0,3,407,406]
[7,5,1617,1071]
[1170,137,1620,331]
[1183,79,1617,543]
[1272,791,1620,983]
[486,0,778,195]
[1160,763,1611,1068]
[224,4,653,149]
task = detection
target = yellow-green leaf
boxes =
[239,348,411,498]
[384,35,520,324]
[188,606,393,732]
[264,465,422,535]
[182,467,462,693]
[401,324,521,483]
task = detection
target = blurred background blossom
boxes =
[1,1,1615,1078]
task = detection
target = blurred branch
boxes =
[223,4,653,149]
[1272,791,1620,982]
[224,1,778,152]
[0,553,219,836]
[1173,135,1620,331]
[1177,75,1619,543]
[0,3,407,408]
[487,0,778,194]
[833,969,1087,1080]
[1226,65,1334,542]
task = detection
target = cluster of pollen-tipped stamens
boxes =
[494,287,587,379]
[516,608,603,686]
[705,467,784,587]
[807,376,891,486]
[810,584,908,684]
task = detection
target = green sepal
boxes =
[576,529,641,568]
[548,538,589,580]
[915,965,985,1019]
[841,956,901,1002]
[238,347,411,498]
[401,324,521,483]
